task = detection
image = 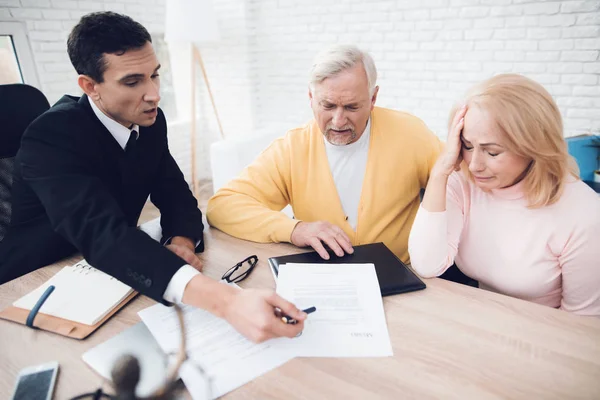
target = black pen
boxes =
[275,306,317,325]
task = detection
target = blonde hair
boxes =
[309,44,377,95]
[451,73,579,208]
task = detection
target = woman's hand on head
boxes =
[433,105,467,178]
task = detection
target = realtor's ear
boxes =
[78,75,100,101]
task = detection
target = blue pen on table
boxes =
[275,306,316,325]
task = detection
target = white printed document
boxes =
[138,302,296,399]
[276,263,393,357]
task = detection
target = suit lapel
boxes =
[77,95,137,200]
[79,95,128,157]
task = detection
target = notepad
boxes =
[12,260,134,326]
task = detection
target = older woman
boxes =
[408,74,600,316]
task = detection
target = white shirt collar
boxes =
[89,97,139,150]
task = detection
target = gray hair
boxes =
[309,44,378,95]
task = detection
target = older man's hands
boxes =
[290,221,354,260]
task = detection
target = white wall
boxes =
[1,0,599,187]
[237,0,600,139]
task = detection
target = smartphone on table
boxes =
[10,361,59,400]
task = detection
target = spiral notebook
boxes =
[12,260,134,326]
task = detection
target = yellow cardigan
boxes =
[207,107,442,263]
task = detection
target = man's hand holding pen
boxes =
[182,273,314,344]
[275,306,317,325]
[223,288,308,343]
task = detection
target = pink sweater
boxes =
[408,172,600,316]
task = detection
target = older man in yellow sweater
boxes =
[207,45,442,263]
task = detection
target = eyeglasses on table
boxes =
[221,255,258,284]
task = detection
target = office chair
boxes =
[0,84,50,242]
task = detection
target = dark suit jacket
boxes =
[0,95,204,303]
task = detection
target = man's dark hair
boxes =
[67,12,152,83]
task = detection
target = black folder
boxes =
[268,242,426,297]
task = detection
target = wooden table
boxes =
[1,209,600,400]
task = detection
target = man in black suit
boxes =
[0,12,305,342]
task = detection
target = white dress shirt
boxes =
[323,119,371,230]
[89,99,198,304]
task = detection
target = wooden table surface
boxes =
[1,208,599,400]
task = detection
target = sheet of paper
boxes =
[276,263,393,357]
[138,301,296,399]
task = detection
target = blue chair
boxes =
[566,135,600,193]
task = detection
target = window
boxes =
[0,22,39,88]
[0,35,22,84]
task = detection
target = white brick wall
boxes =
[236,0,600,139]
[1,0,600,186]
